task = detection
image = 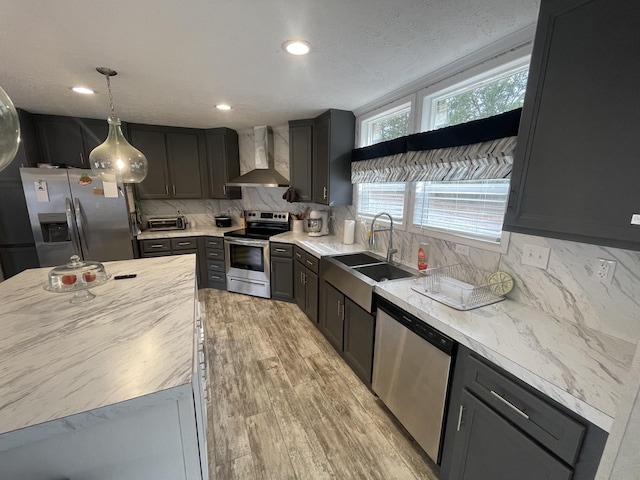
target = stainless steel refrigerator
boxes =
[20,168,135,267]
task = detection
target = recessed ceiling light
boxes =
[71,86,95,95]
[283,40,311,56]
[216,104,232,111]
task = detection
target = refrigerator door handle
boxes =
[74,198,89,258]
[66,198,82,257]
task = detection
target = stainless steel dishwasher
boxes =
[372,297,455,464]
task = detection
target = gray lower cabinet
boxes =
[440,345,608,480]
[293,246,319,322]
[342,297,375,386]
[203,237,226,290]
[320,281,375,385]
[270,242,294,301]
[139,236,213,289]
[504,0,640,250]
[321,281,345,350]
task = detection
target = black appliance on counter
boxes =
[224,211,289,298]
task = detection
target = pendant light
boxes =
[0,85,20,173]
[89,67,148,183]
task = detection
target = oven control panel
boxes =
[245,211,289,223]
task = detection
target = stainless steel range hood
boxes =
[226,126,289,187]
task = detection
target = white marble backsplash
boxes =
[140,124,640,342]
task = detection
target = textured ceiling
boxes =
[0,0,540,129]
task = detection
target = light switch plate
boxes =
[631,214,640,225]
[522,244,551,269]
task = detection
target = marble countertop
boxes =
[270,232,368,257]
[0,255,197,438]
[137,225,239,239]
[375,277,635,432]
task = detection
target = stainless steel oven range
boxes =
[224,210,289,298]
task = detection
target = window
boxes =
[359,97,413,147]
[421,59,529,132]
[412,180,510,243]
[357,183,407,227]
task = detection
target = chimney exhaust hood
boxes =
[226,126,289,187]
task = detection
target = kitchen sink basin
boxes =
[322,253,417,313]
[330,252,384,267]
[353,263,415,282]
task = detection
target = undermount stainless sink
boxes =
[353,263,415,282]
[322,252,417,313]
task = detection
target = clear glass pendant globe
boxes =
[89,116,148,183]
[0,85,21,173]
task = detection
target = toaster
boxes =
[146,215,187,231]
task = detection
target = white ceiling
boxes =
[0,0,540,130]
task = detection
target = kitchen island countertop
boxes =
[0,255,198,448]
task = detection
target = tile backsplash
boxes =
[141,125,640,342]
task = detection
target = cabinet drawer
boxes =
[171,238,198,250]
[207,259,225,272]
[271,243,293,258]
[464,354,586,466]
[205,237,224,249]
[140,239,171,253]
[304,254,319,274]
[206,249,224,260]
[294,246,305,263]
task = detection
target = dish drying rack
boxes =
[411,264,508,310]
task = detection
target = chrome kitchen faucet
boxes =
[369,212,397,263]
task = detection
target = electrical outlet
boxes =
[455,244,470,256]
[595,259,616,284]
[522,244,551,269]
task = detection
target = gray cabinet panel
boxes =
[271,256,294,302]
[36,115,86,168]
[131,128,170,199]
[447,389,572,480]
[288,120,313,202]
[321,282,344,350]
[305,269,318,323]
[166,132,204,199]
[205,128,242,200]
[504,0,640,250]
[343,298,374,385]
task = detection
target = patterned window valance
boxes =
[351,136,517,183]
[351,108,521,184]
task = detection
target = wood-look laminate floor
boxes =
[200,288,439,480]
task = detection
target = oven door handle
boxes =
[225,238,267,247]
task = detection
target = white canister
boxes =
[292,219,305,234]
[343,219,356,244]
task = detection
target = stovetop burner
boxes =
[224,210,290,240]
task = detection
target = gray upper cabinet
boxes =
[288,119,314,202]
[35,115,110,169]
[130,124,206,200]
[313,109,355,206]
[205,128,241,200]
[504,0,640,250]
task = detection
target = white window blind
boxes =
[412,180,509,242]
[357,183,406,226]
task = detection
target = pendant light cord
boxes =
[106,75,116,117]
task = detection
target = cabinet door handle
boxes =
[337,300,341,317]
[306,259,314,266]
[173,185,176,195]
[150,244,165,248]
[177,242,191,246]
[457,405,465,431]
[165,185,169,195]
[80,152,85,166]
[223,184,227,195]
[490,390,530,420]
[323,186,327,200]
[275,248,287,253]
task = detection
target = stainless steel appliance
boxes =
[372,297,455,464]
[146,215,187,231]
[307,210,329,236]
[224,210,289,298]
[20,168,135,267]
